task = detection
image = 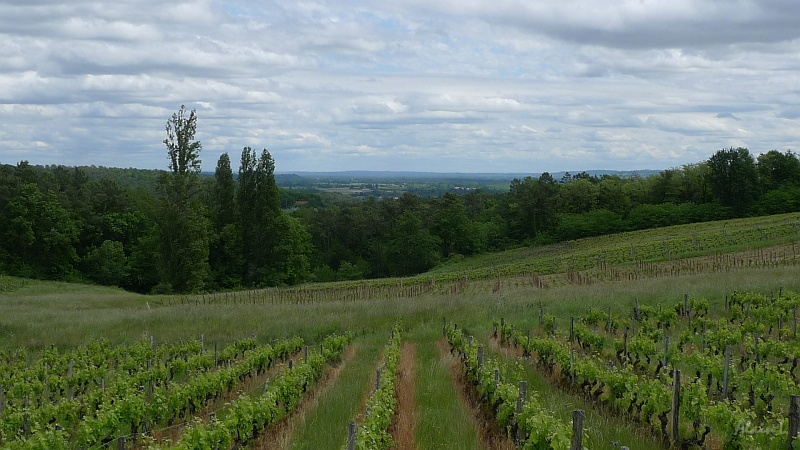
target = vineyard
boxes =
[2,213,800,449]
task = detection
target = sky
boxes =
[1,1,799,174]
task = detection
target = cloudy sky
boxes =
[1,1,799,173]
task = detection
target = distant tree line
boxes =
[1,106,799,293]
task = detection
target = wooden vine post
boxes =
[477,346,484,384]
[723,345,732,400]
[569,317,574,343]
[516,381,527,443]
[672,369,681,444]
[347,420,356,450]
[790,395,800,450]
[570,409,584,450]
[570,348,575,384]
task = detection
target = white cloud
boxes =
[0,1,799,172]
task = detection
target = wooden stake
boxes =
[570,410,584,450]
[478,346,484,384]
[347,420,356,450]
[723,345,731,400]
[672,369,681,443]
[570,317,574,343]
[789,395,799,450]
[516,381,527,443]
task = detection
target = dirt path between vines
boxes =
[390,341,417,449]
[437,340,515,450]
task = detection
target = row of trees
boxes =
[0,107,311,293]
[1,106,799,292]
[155,106,312,292]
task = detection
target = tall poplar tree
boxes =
[208,153,241,287]
[237,147,311,286]
[156,105,209,293]
[238,147,281,285]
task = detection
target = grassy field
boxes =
[2,212,800,449]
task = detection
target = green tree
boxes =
[706,147,758,212]
[239,147,278,285]
[558,178,597,213]
[83,240,128,286]
[269,214,313,285]
[208,153,242,288]
[155,106,209,293]
[384,210,440,276]
[0,183,79,278]
[432,193,482,257]
[504,172,559,241]
[596,175,631,215]
[165,106,202,175]
[238,147,309,286]
[757,150,800,191]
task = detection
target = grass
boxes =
[482,337,665,449]
[2,266,799,351]
[409,325,483,450]
[287,333,384,450]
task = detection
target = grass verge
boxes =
[410,325,483,450]
[287,334,383,450]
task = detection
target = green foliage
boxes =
[82,240,128,286]
[164,105,202,176]
[505,172,560,241]
[207,153,242,289]
[238,147,289,286]
[0,182,79,278]
[757,150,800,191]
[163,333,350,450]
[156,106,210,293]
[447,325,572,449]
[554,209,624,241]
[155,173,210,293]
[707,147,759,212]
[3,143,800,291]
[350,326,401,450]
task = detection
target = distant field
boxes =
[2,212,800,449]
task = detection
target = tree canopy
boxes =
[2,140,798,291]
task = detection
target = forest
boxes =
[1,106,799,294]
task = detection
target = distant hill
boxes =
[275,169,660,183]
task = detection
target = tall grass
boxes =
[1,266,798,350]
[288,334,383,450]
[410,325,483,450]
